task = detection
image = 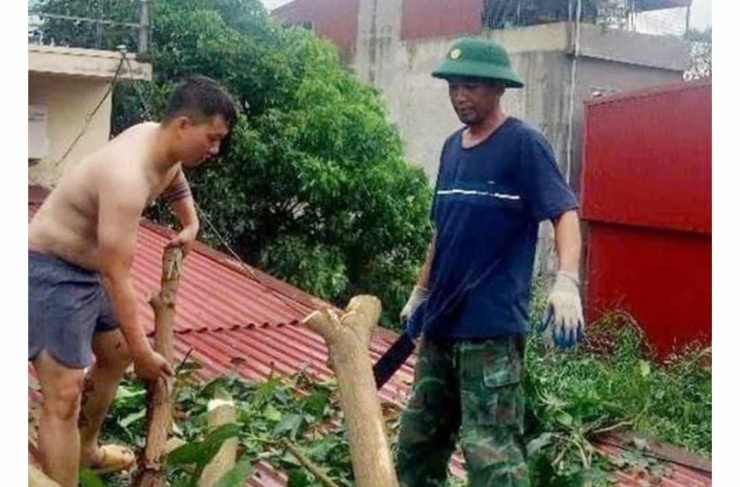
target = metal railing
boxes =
[481,0,691,38]
[28,0,150,53]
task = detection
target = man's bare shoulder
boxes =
[109,121,159,143]
[92,123,160,199]
[93,154,148,206]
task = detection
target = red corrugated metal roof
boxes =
[401,0,482,41]
[173,326,416,410]
[132,223,313,334]
[27,186,709,485]
[597,442,711,486]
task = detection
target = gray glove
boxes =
[400,285,428,322]
[543,271,584,348]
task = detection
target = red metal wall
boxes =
[272,0,360,60]
[272,0,483,53]
[581,80,711,359]
[401,0,482,41]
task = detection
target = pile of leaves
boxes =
[524,314,711,486]
[100,368,355,487]
[522,278,711,486]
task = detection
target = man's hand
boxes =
[400,285,428,322]
[166,225,198,257]
[133,349,174,382]
[543,271,584,348]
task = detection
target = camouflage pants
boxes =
[396,336,529,487]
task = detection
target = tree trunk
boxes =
[197,398,238,487]
[304,295,399,487]
[135,247,184,487]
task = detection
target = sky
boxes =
[260,0,712,30]
[689,0,712,30]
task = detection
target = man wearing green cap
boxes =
[396,37,584,486]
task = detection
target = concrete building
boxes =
[28,45,151,187]
[275,0,691,274]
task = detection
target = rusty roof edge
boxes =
[169,320,302,335]
[595,432,712,476]
[169,320,404,339]
[584,78,711,107]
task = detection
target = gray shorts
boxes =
[28,251,118,369]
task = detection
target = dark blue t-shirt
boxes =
[420,117,578,339]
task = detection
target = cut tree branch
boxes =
[198,398,238,487]
[135,246,184,487]
[304,295,399,487]
[280,438,340,487]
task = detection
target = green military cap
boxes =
[432,37,525,88]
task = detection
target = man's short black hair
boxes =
[163,75,238,129]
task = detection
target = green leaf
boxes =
[639,360,652,377]
[120,409,146,428]
[213,456,254,487]
[78,468,105,487]
[526,432,554,456]
[287,468,311,487]
[213,386,233,402]
[543,392,567,409]
[263,405,283,422]
[115,384,146,401]
[273,414,304,438]
[170,478,192,487]
[168,422,241,467]
[302,390,330,417]
[555,411,574,428]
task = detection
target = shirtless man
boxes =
[28,75,237,486]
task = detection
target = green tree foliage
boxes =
[35,0,433,326]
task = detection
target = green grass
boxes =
[521,276,711,485]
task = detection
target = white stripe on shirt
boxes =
[437,189,521,201]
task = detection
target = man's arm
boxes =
[552,210,581,276]
[374,234,436,387]
[401,233,436,321]
[545,209,584,348]
[162,169,200,255]
[98,179,172,380]
[415,233,436,287]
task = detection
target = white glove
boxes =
[543,271,584,348]
[400,285,428,322]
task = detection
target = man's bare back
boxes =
[29,122,180,270]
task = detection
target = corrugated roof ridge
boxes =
[171,320,301,336]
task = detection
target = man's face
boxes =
[177,115,230,168]
[447,77,504,126]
